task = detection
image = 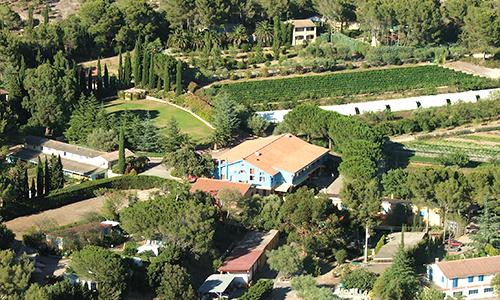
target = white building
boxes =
[8,135,135,180]
[289,19,317,46]
[427,256,500,299]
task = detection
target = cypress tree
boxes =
[175,60,182,96]
[272,16,281,60]
[79,68,87,95]
[97,58,102,91]
[36,157,43,196]
[30,178,36,198]
[118,50,123,84]
[50,154,64,190]
[133,38,141,86]
[124,52,132,87]
[27,5,34,29]
[117,128,125,174]
[163,63,170,92]
[104,64,109,90]
[43,3,49,24]
[23,168,29,200]
[87,68,93,92]
[19,56,26,83]
[44,157,50,195]
[35,48,41,64]
[142,50,149,87]
[148,57,155,90]
[156,74,162,90]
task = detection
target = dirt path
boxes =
[5,188,160,240]
[446,61,500,79]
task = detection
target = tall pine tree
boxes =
[87,68,93,92]
[163,63,170,92]
[133,39,141,86]
[50,154,64,190]
[30,178,36,198]
[44,157,50,195]
[141,50,149,87]
[175,60,182,96]
[36,157,43,196]
[79,68,87,95]
[117,128,125,174]
[148,57,155,90]
[97,58,102,91]
[118,50,123,84]
[104,64,109,90]
[124,52,132,87]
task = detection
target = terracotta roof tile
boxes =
[220,134,329,175]
[436,256,500,278]
[190,178,252,198]
[290,19,316,28]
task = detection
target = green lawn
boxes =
[104,98,213,145]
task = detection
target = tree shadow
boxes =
[108,109,160,121]
[384,141,413,170]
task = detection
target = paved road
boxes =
[140,158,181,181]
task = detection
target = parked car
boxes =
[445,239,464,247]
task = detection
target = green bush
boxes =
[123,241,140,256]
[375,235,385,255]
[22,225,45,248]
[239,279,273,300]
[1,176,174,221]
[304,255,321,277]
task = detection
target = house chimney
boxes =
[435,257,439,263]
[255,152,261,156]
[285,134,291,138]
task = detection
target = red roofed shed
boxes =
[218,229,279,285]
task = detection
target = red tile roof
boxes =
[220,134,329,176]
[190,178,252,198]
[436,256,500,278]
[219,249,264,272]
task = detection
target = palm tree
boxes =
[189,30,204,50]
[255,20,273,43]
[230,24,249,46]
[167,28,189,50]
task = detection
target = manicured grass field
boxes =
[104,98,213,144]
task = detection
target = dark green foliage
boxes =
[103,64,109,89]
[133,39,141,86]
[211,95,240,149]
[147,245,181,288]
[175,60,182,96]
[148,57,155,90]
[138,111,162,152]
[0,219,14,250]
[0,250,33,297]
[163,116,188,153]
[156,264,195,300]
[118,50,123,84]
[162,146,214,178]
[304,255,321,277]
[30,178,36,199]
[1,176,173,221]
[210,66,498,108]
[79,68,87,95]
[27,5,33,29]
[341,268,378,292]
[267,245,303,278]
[36,157,43,196]
[239,279,274,300]
[65,93,108,144]
[436,151,470,167]
[96,58,102,91]
[119,189,217,256]
[50,154,64,191]
[117,128,125,174]
[334,249,348,264]
[22,225,44,248]
[43,3,49,24]
[12,160,28,201]
[142,49,149,87]
[70,245,126,300]
[124,52,132,87]
[280,186,345,253]
[163,62,170,92]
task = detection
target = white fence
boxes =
[256,88,500,122]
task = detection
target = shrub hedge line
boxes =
[1,175,173,221]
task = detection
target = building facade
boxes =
[427,256,500,299]
[215,133,329,194]
[289,19,317,46]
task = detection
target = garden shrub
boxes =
[374,235,385,255]
[239,279,273,300]
[304,255,321,277]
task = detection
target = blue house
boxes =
[215,133,329,194]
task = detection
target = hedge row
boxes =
[1,175,174,221]
[240,279,274,300]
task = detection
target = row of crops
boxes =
[208,65,500,108]
[404,138,500,160]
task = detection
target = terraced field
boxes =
[402,131,500,161]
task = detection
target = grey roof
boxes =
[9,148,106,176]
[99,149,136,162]
[197,274,235,295]
[25,135,105,158]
